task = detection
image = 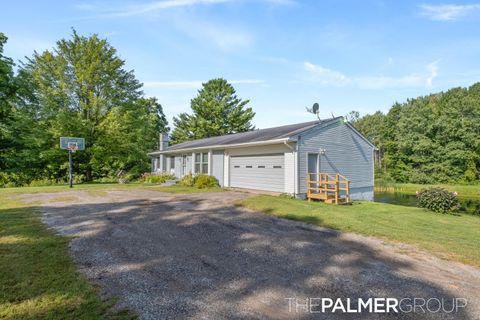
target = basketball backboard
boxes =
[60,137,85,150]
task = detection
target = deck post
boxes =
[335,173,339,204]
[346,180,350,203]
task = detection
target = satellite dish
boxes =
[306,102,321,120]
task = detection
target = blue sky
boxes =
[2,1,480,128]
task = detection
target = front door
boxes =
[308,153,320,192]
[308,153,320,176]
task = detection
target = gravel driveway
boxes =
[22,189,480,319]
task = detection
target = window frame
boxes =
[194,152,209,174]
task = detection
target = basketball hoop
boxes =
[60,137,85,189]
[67,142,78,153]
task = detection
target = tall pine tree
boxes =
[171,78,255,144]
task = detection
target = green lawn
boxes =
[146,185,224,193]
[375,180,480,199]
[236,195,480,267]
[0,183,223,195]
[0,193,135,319]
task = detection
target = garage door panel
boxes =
[230,154,285,192]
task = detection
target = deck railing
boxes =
[307,172,350,204]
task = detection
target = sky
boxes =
[2,0,480,128]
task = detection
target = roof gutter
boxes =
[148,138,291,156]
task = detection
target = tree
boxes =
[0,33,24,173]
[354,85,480,184]
[17,30,167,181]
[345,110,360,123]
[170,78,255,144]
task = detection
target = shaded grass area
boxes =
[375,180,480,199]
[146,185,224,194]
[0,183,140,195]
[0,194,135,319]
[236,195,480,267]
[0,183,224,196]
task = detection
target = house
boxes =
[149,117,376,200]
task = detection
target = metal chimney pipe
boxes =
[159,133,169,151]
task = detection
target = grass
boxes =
[236,195,480,267]
[146,185,224,193]
[0,183,223,196]
[375,180,480,199]
[0,193,135,319]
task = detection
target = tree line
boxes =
[1,30,478,187]
[353,84,480,184]
[0,31,253,187]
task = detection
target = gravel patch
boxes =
[20,190,480,320]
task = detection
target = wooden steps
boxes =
[307,173,350,204]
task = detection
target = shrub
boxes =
[194,174,219,189]
[95,177,118,183]
[0,172,30,188]
[416,188,460,214]
[179,173,195,187]
[29,179,61,187]
[142,172,176,184]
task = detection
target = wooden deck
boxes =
[307,172,350,204]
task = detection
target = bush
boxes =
[95,177,118,183]
[29,179,61,187]
[194,174,219,189]
[142,172,176,184]
[416,188,460,214]
[0,172,30,188]
[179,173,195,187]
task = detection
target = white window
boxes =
[194,152,209,173]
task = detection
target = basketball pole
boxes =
[69,149,73,189]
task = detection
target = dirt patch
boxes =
[21,189,480,319]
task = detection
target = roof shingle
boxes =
[163,119,336,151]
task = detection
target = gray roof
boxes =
[163,118,341,152]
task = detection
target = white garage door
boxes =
[230,154,285,192]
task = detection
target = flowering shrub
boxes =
[179,173,195,186]
[179,173,219,188]
[194,174,219,189]
[416,188,460,214]
[141,172,176,184]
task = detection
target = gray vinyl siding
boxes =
[297,121,374,200]
[211,150,224,187]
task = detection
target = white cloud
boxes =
[419,3,480,21]
[108,0,229,17]
[84,0,294,17]
[263,0,296,5]
[77,0,258,51]
[303,62,350,86]
[426,60,440,87]
[143,79,265,89]
[303,61,440,89]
